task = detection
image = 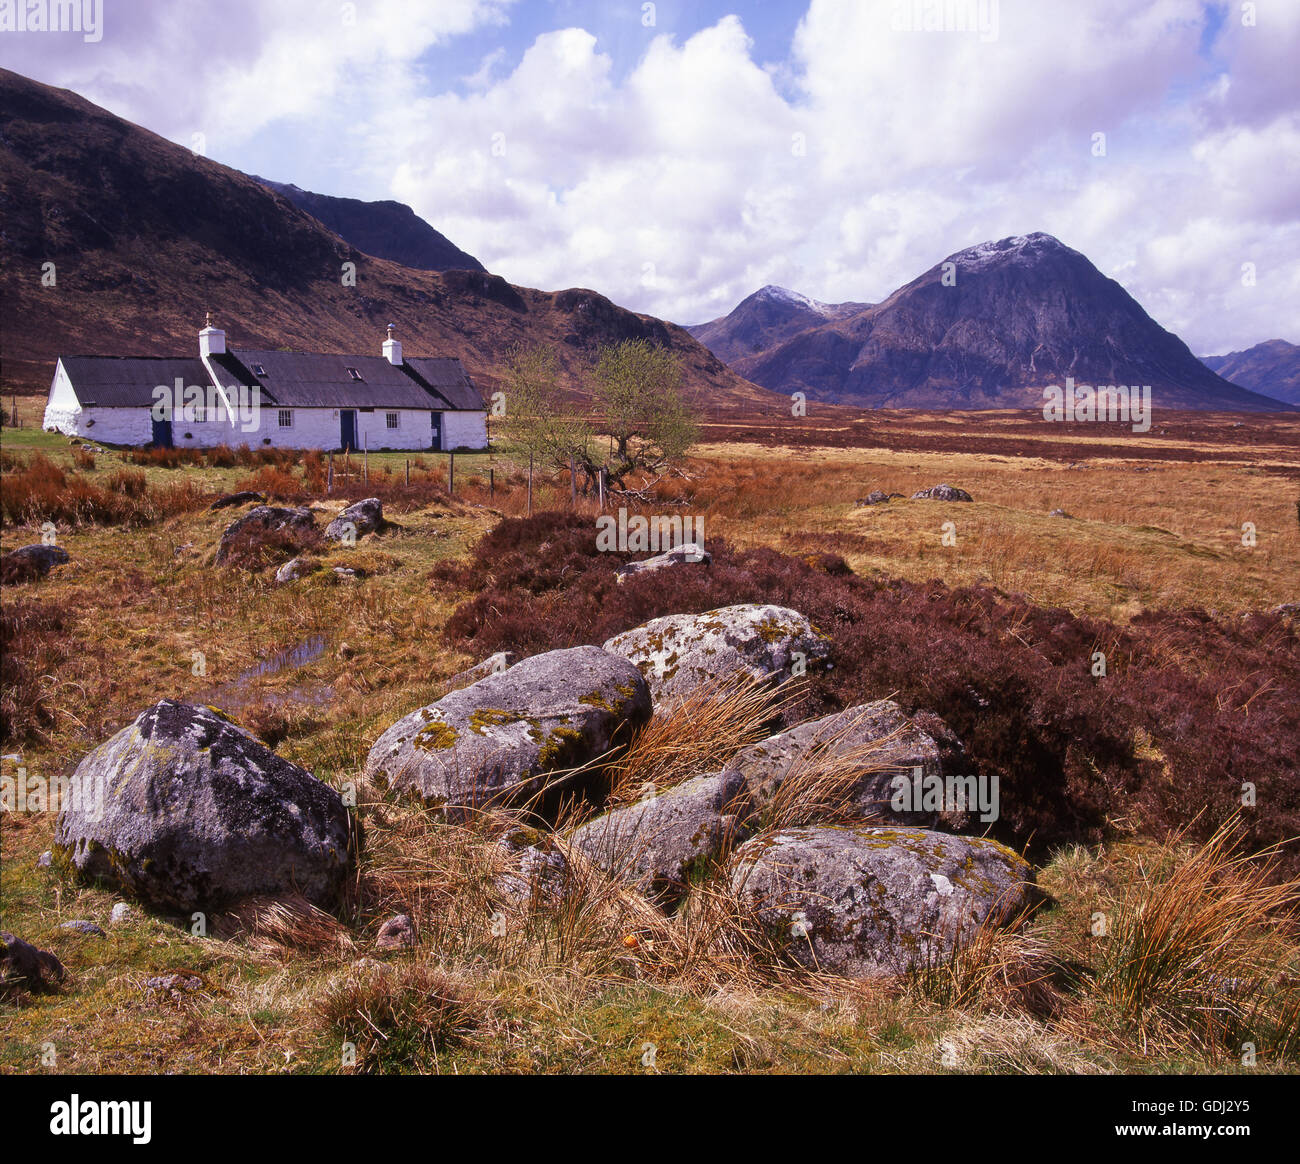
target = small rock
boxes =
[333,566,363,579]
[326,497,384,542]
[144,971,203,1003]
[37,850,53,868]
[0,931,66,996]
[1,543,70,582]
[1049,508,1072,519]
[616,543,711,583]
[910,483,973,502]
[110,902,133,925]
[216,505,315,566]
[209,491,266,511]
[854,490,904,506]
[375,913,417,951]
[275,556,316,584]
[59,919,106,937]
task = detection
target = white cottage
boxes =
[43,323,489,452]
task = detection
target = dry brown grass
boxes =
[606,673,794,807]
[1088,815,1300,1058]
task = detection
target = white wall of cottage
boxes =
[43,359,489,450]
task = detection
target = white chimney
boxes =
[199,311,226,357]
[382,322,402,365]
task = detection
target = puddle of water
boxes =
[233,634,328,683]
[197,634,332,716]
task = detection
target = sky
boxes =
[1,0,1297,355]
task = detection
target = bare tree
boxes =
[493,339,698,499]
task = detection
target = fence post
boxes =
[363,434,368,483]
[527,451,533,517]
[405,459,410,487]
[327,451,334,495]
[449,451,455,494]
[489,467,495,501]
[570,456,577,507]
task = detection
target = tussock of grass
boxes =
[606,673,792,807]
[1088,816,1300,1059]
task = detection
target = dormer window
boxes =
[252,364,266,377]
[347,367,364,382]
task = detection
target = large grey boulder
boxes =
[603,604,831,705]
[615,543,710,584]
[730,825,1036,979]
[54,700,354,912]
[723,701,971,829]
[326,497,383,542]
[215,505,315,565]
[569,770,749,903]
[365,646,652,817]
[1,543,70,582]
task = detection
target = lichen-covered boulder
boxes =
[326,497,383,542]
[569,770,749,903]
[365,646,652,817]
[723,702,970,829]
[215,505,315,565]
[603,604,831,705]
[615,543,710,584]
[910,483,973,502]
[730,825,1036,979]
[54,700,354,912]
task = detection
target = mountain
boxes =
[728,234,1290,411]
[0,68,768,412]
[252,177,486,273]
[1201,339,1300,406]
[686,285,869,365]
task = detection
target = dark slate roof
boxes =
[58,350,485,413]
[229,350,443,410]
[402,357,485,410]
[57,357,210,407]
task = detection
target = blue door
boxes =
[430,411,442,452]
[340,410,357,452]
[150,417,173,448]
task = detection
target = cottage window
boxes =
[278,409,293,428]
[386,412,400,429]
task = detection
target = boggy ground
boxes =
[1,411,1298,1074]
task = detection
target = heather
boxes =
[436,512,1300,873]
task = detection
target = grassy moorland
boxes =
[1,412,1298,1075]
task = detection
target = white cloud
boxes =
[3,0,1297,351]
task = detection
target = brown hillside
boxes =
[0,67,774,414]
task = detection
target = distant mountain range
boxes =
[689,234,1291,411]
[687,285,869,365]
[1200,339,1300,406]
[252,178,486,273]
[0,67,763,410]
